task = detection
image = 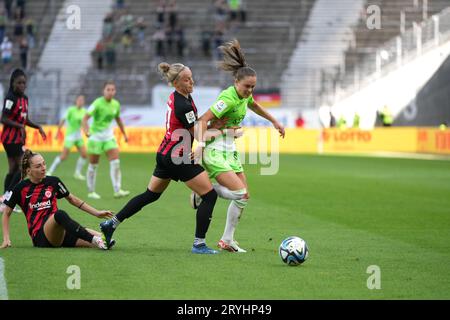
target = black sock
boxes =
[4,173,13,194]
[7,171,21,192]
[54,210,94,243]
[195,189,218,239]
[115,189,162,222]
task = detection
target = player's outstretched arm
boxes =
[25,116,46,140]
[249,101,285,138]
[1,206,13,249]
[65,193,113,219]
[82,114,91,137]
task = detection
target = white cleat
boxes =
[88,192,101,200]
[92,235,108,250]
[73,173,86,180]
[217,239,247,253]
[114,189,130,198]
[190,191,202,209]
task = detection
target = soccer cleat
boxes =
[114,189,130,198]
[88,192,101,199]
[92,235,108,250]
[100,219,115,248]
[217,239,247,253]
[191,243,219,254]
[73,172,86,180]
[190,191,202,209]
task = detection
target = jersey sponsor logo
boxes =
[185,111,196,124]
[5,100,13,110]
[29,200,51,210]
[213,100,227,113]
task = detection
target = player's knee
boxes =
[230,188,247,200]
[201,189,218,204]
[54,210,70,225]
[143,188,161,203]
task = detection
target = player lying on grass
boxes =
[1,149,113,250]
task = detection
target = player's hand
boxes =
[0,240,11,249]
[124,135,129,143]
[210,117,229,130]
[273,121,285,138]
[38,126,47,140]
[95,210,114,219]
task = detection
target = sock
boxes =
[4,173,13,194]
[195,189,218,239]
[87,163,98,193]
[6,171,21,192]
[48,156,61,174]
[111,216,120,229]
[193,237,205,246]
[75,157,86,175]
[109,159,121,193]
[221,199,247,243]
[53,210,94,243]
[213,183,246,200]
[115,189,162,222]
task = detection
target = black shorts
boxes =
[153,152,204,182]
[3,143,24,158]
[32,227,79,248]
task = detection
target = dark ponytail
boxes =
[218,39,256,80]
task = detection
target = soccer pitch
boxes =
[0,152,449,299]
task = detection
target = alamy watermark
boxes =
[366,265,381,290]
[66,265,81,290]
[66,5,81,30]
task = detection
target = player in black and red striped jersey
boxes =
[0,69,47,211]
[1,149,113,250]
[100,62,228,254]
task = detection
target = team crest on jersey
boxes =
[5,100,14,110]
[45,190,52,198]
[185,111,196,124]
[213,100,226,113]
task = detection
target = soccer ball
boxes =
[279,236,309,266]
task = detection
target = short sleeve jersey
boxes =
[1,90,28,144]
[208,86,254,151]
[64,106,86,136]
[4,176,70,238]
[87,97,120,132]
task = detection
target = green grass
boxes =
[1,152,449,299]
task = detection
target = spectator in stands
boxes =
[153,26,166,58]
[104,37,116,69]
[167,0,178,31]
[201,30,212,57]
[136,16,147,48]
[295,113,305,128]
[337,115,347,129]
[19,36,28,69]
[175,26,185,58]
[94,40,105,70]
[116,0,125,10]
[121,32,132,52]
[103,13,114,38]
[156,0,166,28]
[16,0,25,19]
[165,27,174,55]
[1,36,12,68]
[352,113,360,128]
[25,17,35,49]
[228,0,246,29]
[212,28,224,60]
[13,9,24,39]
[214,0,228,32]
[0,8,6,43]
[4,0,13,19]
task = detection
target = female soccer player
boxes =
[47,95,88,180]
[99,62,225,254]
[82,81,130,200]
[1,150,112,249]
[1,69,47,211]
[194,39,285,253]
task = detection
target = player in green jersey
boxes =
[193,39,285,253]
[47,95,88,180]
[81,81,130,200]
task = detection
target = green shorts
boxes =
[203,148,244,179]
[87,138,118,155]
[64,138,84,149]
